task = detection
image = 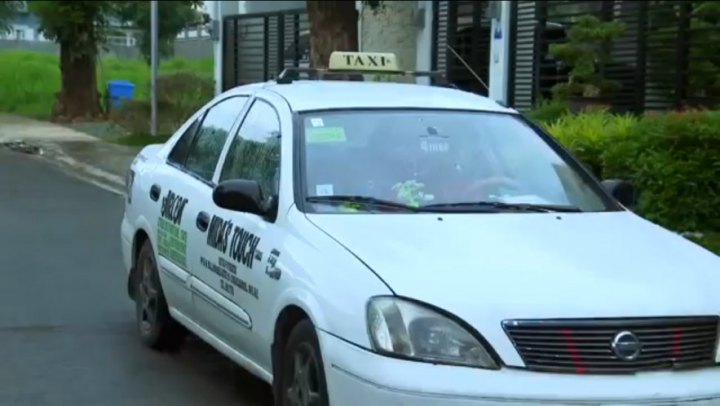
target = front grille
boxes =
[503,317,719,374]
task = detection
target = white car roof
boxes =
[225,80,517,114]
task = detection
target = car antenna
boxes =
[446,44,490,94]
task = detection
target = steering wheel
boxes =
[460,177,521,201]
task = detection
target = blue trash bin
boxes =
[107,80,135,110]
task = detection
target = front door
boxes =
[173,95,255,345]
[202,96,286,372]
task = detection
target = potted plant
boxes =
[549,15,626,113]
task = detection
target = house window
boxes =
[16,29,25,40]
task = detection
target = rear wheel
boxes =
[280,319,329,406]
[135,240,186,351]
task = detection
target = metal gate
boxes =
[432,1,492,96]
[222,9,310,91]
[508,1,720,113]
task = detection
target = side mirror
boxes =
[213,179,266,215]
[601,179,637,209]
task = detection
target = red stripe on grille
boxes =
[562,329,587,374]
[673,328,683,357]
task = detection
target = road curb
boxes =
[51,153,127,196]
[2,140,128,196]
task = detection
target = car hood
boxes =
[307,211,720,359]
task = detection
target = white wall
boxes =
[358,1,433,85]
[0,25,34,41]
[359,1,419,81]
[240,1,305,14]
[415,1,433,85]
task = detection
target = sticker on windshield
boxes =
[316,184,334,196]
[420,139,449,153]
[310,118,324,127]
[306,127,347,143]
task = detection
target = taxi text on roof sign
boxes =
[328,51,400,72]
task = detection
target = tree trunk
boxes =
[53,41,103,122]
[306,0,359,68]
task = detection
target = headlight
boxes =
[366,296,499,369]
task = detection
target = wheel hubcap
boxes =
[286,343,321,406]
[138,256,158,334]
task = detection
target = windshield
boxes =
[299,110,616,213]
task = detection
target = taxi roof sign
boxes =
[328,51,400,72]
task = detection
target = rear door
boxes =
[171,96,256,340]
[153,95,251,323]
[148,116,203,319]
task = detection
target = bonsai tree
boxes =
[549,15,626,101]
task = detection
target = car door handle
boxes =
[196,211,210,232]
[150,184,161,201]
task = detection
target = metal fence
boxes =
[508,0,720,113]
[222,9,309,91]
[432,1,492,95]
[220,1,720,114]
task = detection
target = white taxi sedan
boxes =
[121,52,720,405]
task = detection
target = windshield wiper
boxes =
[306,196,582,213]
[306,195,421,212]
[420,201,582,213]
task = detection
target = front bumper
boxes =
[318,330,720,405]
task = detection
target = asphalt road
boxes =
[0,149,273,406]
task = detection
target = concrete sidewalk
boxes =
[0,113,141,194]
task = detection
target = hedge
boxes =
[542,110,720,233]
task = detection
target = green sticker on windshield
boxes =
[306,127,347,143]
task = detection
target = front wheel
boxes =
[280,319,329,406]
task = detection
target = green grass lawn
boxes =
[0,50,213,119]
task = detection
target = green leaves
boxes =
[549,14,626,99]
[26,1,202,63]
[0,1,22,34]
[545,110,720,233]
[114,1,203,63]
[29,1,118,58]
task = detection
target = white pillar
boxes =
[150,0,159,136]
[212,0,223,96]
[415,1,433,85]
[488,1,511,104]
[356,1,363,51]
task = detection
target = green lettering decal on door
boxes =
[157,217,188,269]
[157,189,189,270]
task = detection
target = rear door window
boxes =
[182,96,249,183]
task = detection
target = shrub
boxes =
[548,15,626,100]
[544,110,638,176]
[692,233,720,254]
[157,72,214,130]
[111,73,213,135]
[545,110,720,232]
[526,99,571,125]
[610,111,720,231]
[110,100,152,135]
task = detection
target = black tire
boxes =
[135,240,187,351]
[279,319,330,406]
